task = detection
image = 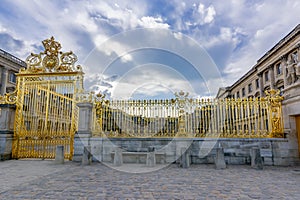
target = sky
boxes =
[1,0,300,99]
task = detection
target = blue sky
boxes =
[1,0,300,99]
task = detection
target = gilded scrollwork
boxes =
[76,91,95,103]
[23,36,82,74]
[0,90,17,104]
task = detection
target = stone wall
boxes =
[73,137,299,166]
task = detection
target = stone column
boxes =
[0,67,8,95]
[269,65,275,89]
[281,55,288,88]
[0,104,16,160]
[73,102,93,162]
[215,147,226,169]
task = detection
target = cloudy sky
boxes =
[1,0,300,99]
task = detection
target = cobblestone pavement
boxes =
[0,160,299,199]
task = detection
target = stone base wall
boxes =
[74,137,300,166]
[0,132,13,160]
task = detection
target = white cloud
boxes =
[1,0,300,98]
[120,54,133,63]
[138,16,170,29]
[75,12,98,33]
[200,26,242,51]
[111,64,196,99]
[197,3,216,25]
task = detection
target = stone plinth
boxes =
[146,152,156,167]
[113,147,123,166]
[55,145,64,164]
[73,102,93,162]
[215,147,226,169]
[82,146,92,165]
[251,147,264,170]
[180,147,190,168]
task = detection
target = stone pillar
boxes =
[180,147,190,168]
[82,145,92,165]
[55,145,64,164]
[0,67,8,95]
[0,104,15,160]
[215,147,226,169]
[269,65,275,89]
[175,139,192,164]
[114,147,123,166]
[146,152,156,167]
[73,102,93,162]
[146,146,156,167]
[258,73,264,96]
[250,147,264,170]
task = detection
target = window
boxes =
[237,91,240,98]
[278,85,284,96]
[242,88,245,97]
[248,83,252,93]
[256,79,259,89]
[265,71,269,82]
[276,63,282,75]
[8,71,16,83]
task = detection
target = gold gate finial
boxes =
[22,36,82,74]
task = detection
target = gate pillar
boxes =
[73,102,93,162]
[0,104,15,160]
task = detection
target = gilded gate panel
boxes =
[92,90,284,138]
[1,37,84,160]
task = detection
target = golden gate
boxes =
[0,37,84,159]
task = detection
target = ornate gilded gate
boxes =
[0,37,84,159]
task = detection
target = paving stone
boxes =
[0,160,299,199]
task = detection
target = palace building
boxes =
[0,49,26,95]
[217,24,300,163]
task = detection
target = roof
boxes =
[0,49,27,67]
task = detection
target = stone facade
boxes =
[216,24,300,165]
[0,104,15,160]
[0,49,26,95]
[0,50,25,160]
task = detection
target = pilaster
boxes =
[0,67,8,95]
[0,104,16,160]
[73,102,93,162]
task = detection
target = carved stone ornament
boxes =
[23,36,82,73]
